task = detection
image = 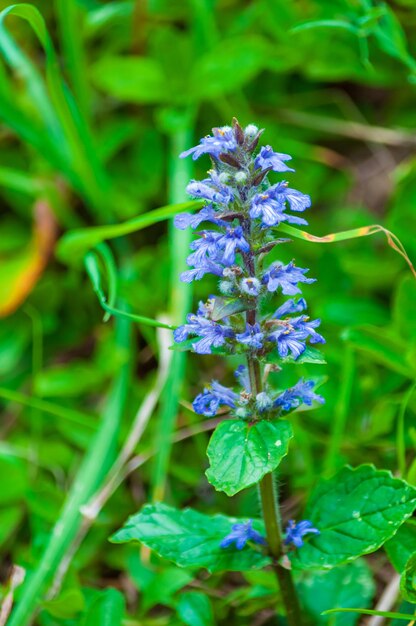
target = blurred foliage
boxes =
[0,0,416,624]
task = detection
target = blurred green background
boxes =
[0,0,416,624]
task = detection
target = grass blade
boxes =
[0,167,45,195]
[324,347,355,475]
[84,250,175,330]
[0,3,109,216]
[8,313,132,626]
[151,126,194,502]
[56,200,202,264]
[0,5,62,137]
[322,608,416,621]
[0,387,96,429]
[55,0,91,122]
[397,383,416,478]
[278,223,416,277]
[93,243,118,321]
[291,19,358,35]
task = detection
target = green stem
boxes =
[259,473,303,626]
[247,357,304,626]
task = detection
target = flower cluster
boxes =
[176,120,324,551]
[192,366,324,419]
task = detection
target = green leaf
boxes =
[281,346,327,365]
[141,567,193,612]
[191,36,271,99]
[206,419,293,496]
[110,503,270,572]
[82,588,125,626]
[372,6,416,70]
[42,589,85,619]
[169,337,230,355]
[210,296,249,322]
[298,559,375,626]
[176,592,215,626]
[401,553,416,603]
[291,465,416,570]
[385,521,416,572]
[90,55,168,103]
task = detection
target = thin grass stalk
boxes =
[324,345,355,475]
[397,383,416,478]
[0,388,96,429]
[22,305,43,478]
[151,125,194,502]
[55,0,91,123]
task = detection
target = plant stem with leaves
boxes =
[112,119,416,626]
[244,217,303,625]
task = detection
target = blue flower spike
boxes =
[175,118,326,413]
[220,520,267,550]
[284,519,320,548]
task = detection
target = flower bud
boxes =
[240,277,261,296]
[232,117,245,145]
[235,407,248,419]
[256,392,273,412]
[234,171,248,184]
[219,280,236,295]
[244,124,258,137]
[218,172,230,184]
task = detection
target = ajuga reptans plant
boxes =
[112,120,416,625]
